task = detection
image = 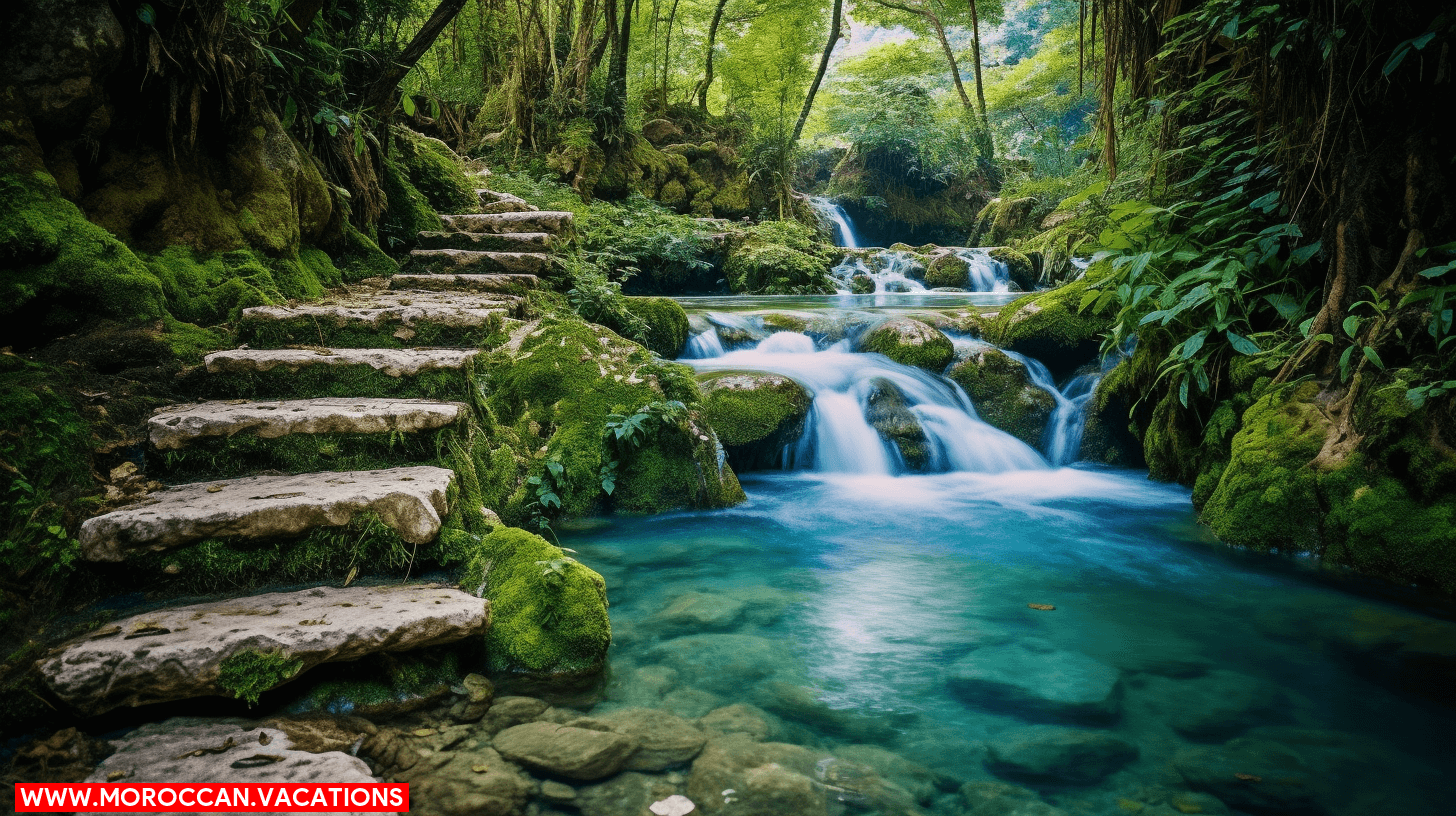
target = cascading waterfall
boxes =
[688,333,1048,474]
[952,248,1011,293]
[810,197,860,248]
[1008,349,1100,466]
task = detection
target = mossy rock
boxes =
[850,275,875,295]
[989,247,1038,291]
[700,371,811,470]
[393,127,480,216]
[484,315,742,518]
[377,153,441,254]
[191,356,479,403]
[458,527,611,683]
[984,278,1107,379]
[947,348,1055,448]
[290,647,466,718]
[614,410,746,513]
[925,254,970,288]
[144,246,340,326]
[1319,456,1456,594]
[759,313,809,333]
[866,379,929,471]
[620,296,690,358]
[723,220,837,295]
[858,318,954,373]
[1077,368,1145,468]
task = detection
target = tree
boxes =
[791,0,843,146]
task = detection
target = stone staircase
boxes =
[39,185,575,715]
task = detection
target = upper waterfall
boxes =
[811,197,861,249]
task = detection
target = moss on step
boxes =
[619,297,690,358]
[377,153,442,254]
[236,309,513,351]
[143,246,341,325]
[162,317,231,367]
[193,358,479,403]
[153,419,472,482]
[290,647,464,718]
[219,649,304,707]
[458,527,610,682]
[614,410,745,513]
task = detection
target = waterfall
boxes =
[684,329,725,359]
[1005,351,1100,466]
[811,197,861,249]
[952,248,1011,293]
[689,334,1048,475]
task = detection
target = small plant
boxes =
[605,400,688,452]
[217,649,304,707]
[523,453,567,543]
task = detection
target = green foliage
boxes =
[377,153,442,253]
[724,220,836,294]
[218,649,304,707]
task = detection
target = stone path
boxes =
[43,184,571,712]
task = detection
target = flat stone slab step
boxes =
[417,230,553,252]
[390,273,540,294]
[477,189,539,213]
[38,584,487,714]
[440,210,574,235]
[149,398,469,451]
[408,248,554,275]
[238,291,522,348]
[206,347,481,378]
[80,466,454,562]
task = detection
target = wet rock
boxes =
[925,254,971,288]
[858,318,955,373]
[959,781,1067,816]
[393,746,535,816]
[753,681,896,741]
[448,673,497,723]
[597,708,708,771]
[478,696,551,736]
[947,347,1056,447]
[538,780,577,806]
[688,735,829,816]
[492,721,640,781]
[645,634,795,695]
[813,757,924,815]
[262,715,376,754]
[644,119,686,146]
[652,591,747,633]
[866,379,932,470]
[10,728,113,784]
[85,719,377,810]
[833,744,959,804]
[699,372,811,471]
[698,704,780,742]
[576,771,685,816]
[983,725,1138,785]
[37,584,487,715]
[946,640,1123,723]
[660,687,724,719]
[1139,669,1281,741]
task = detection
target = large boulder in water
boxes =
[984,279,1107,379]
[983,725,1138,785]
[925,253,971,288]
[699,372,811,470]
[858,318,954,373]
[1078,364,1145,467]
[866,379,931,471]
[947,347,1055,448]
[947,640,1123,723]
[989,247,1039,291]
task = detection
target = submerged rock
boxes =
[596,707,708,771]
[983,725,1138,785]
[959,781,1066,816]
[645,634,796,695]
[652,591,748,633]
[37,584,487,714]
[577,772,685,816]
[947,347,1056,448]
[687,734,829,816]
[492,721,640,781]
[858,318,955,373]
[1140,669,1282,742]
[946,641,1123,723]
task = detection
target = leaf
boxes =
[1250,191,1280,211]
[401,95,416,116]
[1342,315,1361,338]
[1226,331,1261,355]
[1221,15,1240,39]
[1418,263,1455,278]
[282,96,298,129]
[1299,316,1316,337]
[1384,44,1413,75]
[1181,329,1209,359]
[1264,293,1303,321]
[137,3,155,25]
[1362,346,1385,369]
[1290,241,1322,265]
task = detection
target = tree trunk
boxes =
[929,14,973,110]
[362,0,472,114]
[968,0,988,118]
[695,0,729,111]
[791,0,843,146]
[603,0,636,137]
[567,0,601,100]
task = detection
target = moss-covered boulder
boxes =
[393,127,480,215]
[866,380,930,471]
[859,318,954,373]
[969,197,1037,246]
[925,254,970,288]
[700,372,811,470]
[723,221,837,295]
[620,296,690,358]
[947,347,1056,448]
[850,275,875,294]
[984,278,1107,379]
[989,247,1038,291]
[459,527,611,683]
[1077,367,1145,468]
[485,316,744,519]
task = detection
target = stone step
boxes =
[477,189,539,213]
[408,248,554,276]
[440,210,574,236]
[38,584,487,714]
[198,348,480,401]
[417,230,553,252]
[149,398,470,451]
[237,291,522,349]
[390,273,540,295]
[80,466,455,562]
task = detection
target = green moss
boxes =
[925,255,970,288]
[194,357,478,402]
[0,167,165,335]
[218,649,304,706]
[1200,384,1328,553]
[457,527,611,682]
[619,297,690,358]
[1320,460,1456,593]
[723,220,837,295]
[984,277,1107,369]
[614,412,745,513]
[291,648,464,717]
[700,372,810,447]
[377,153,442,254]
[237,309,512,350]
[329,219,398,282]
[947,349,1056,447]
[988,247,1037,290]
[859,318,955,372]
[484,316,719,518]
[394,128,480,215]
[866,380,931,471]
[162,317,230,367]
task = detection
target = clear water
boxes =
[564,470,1456,814]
